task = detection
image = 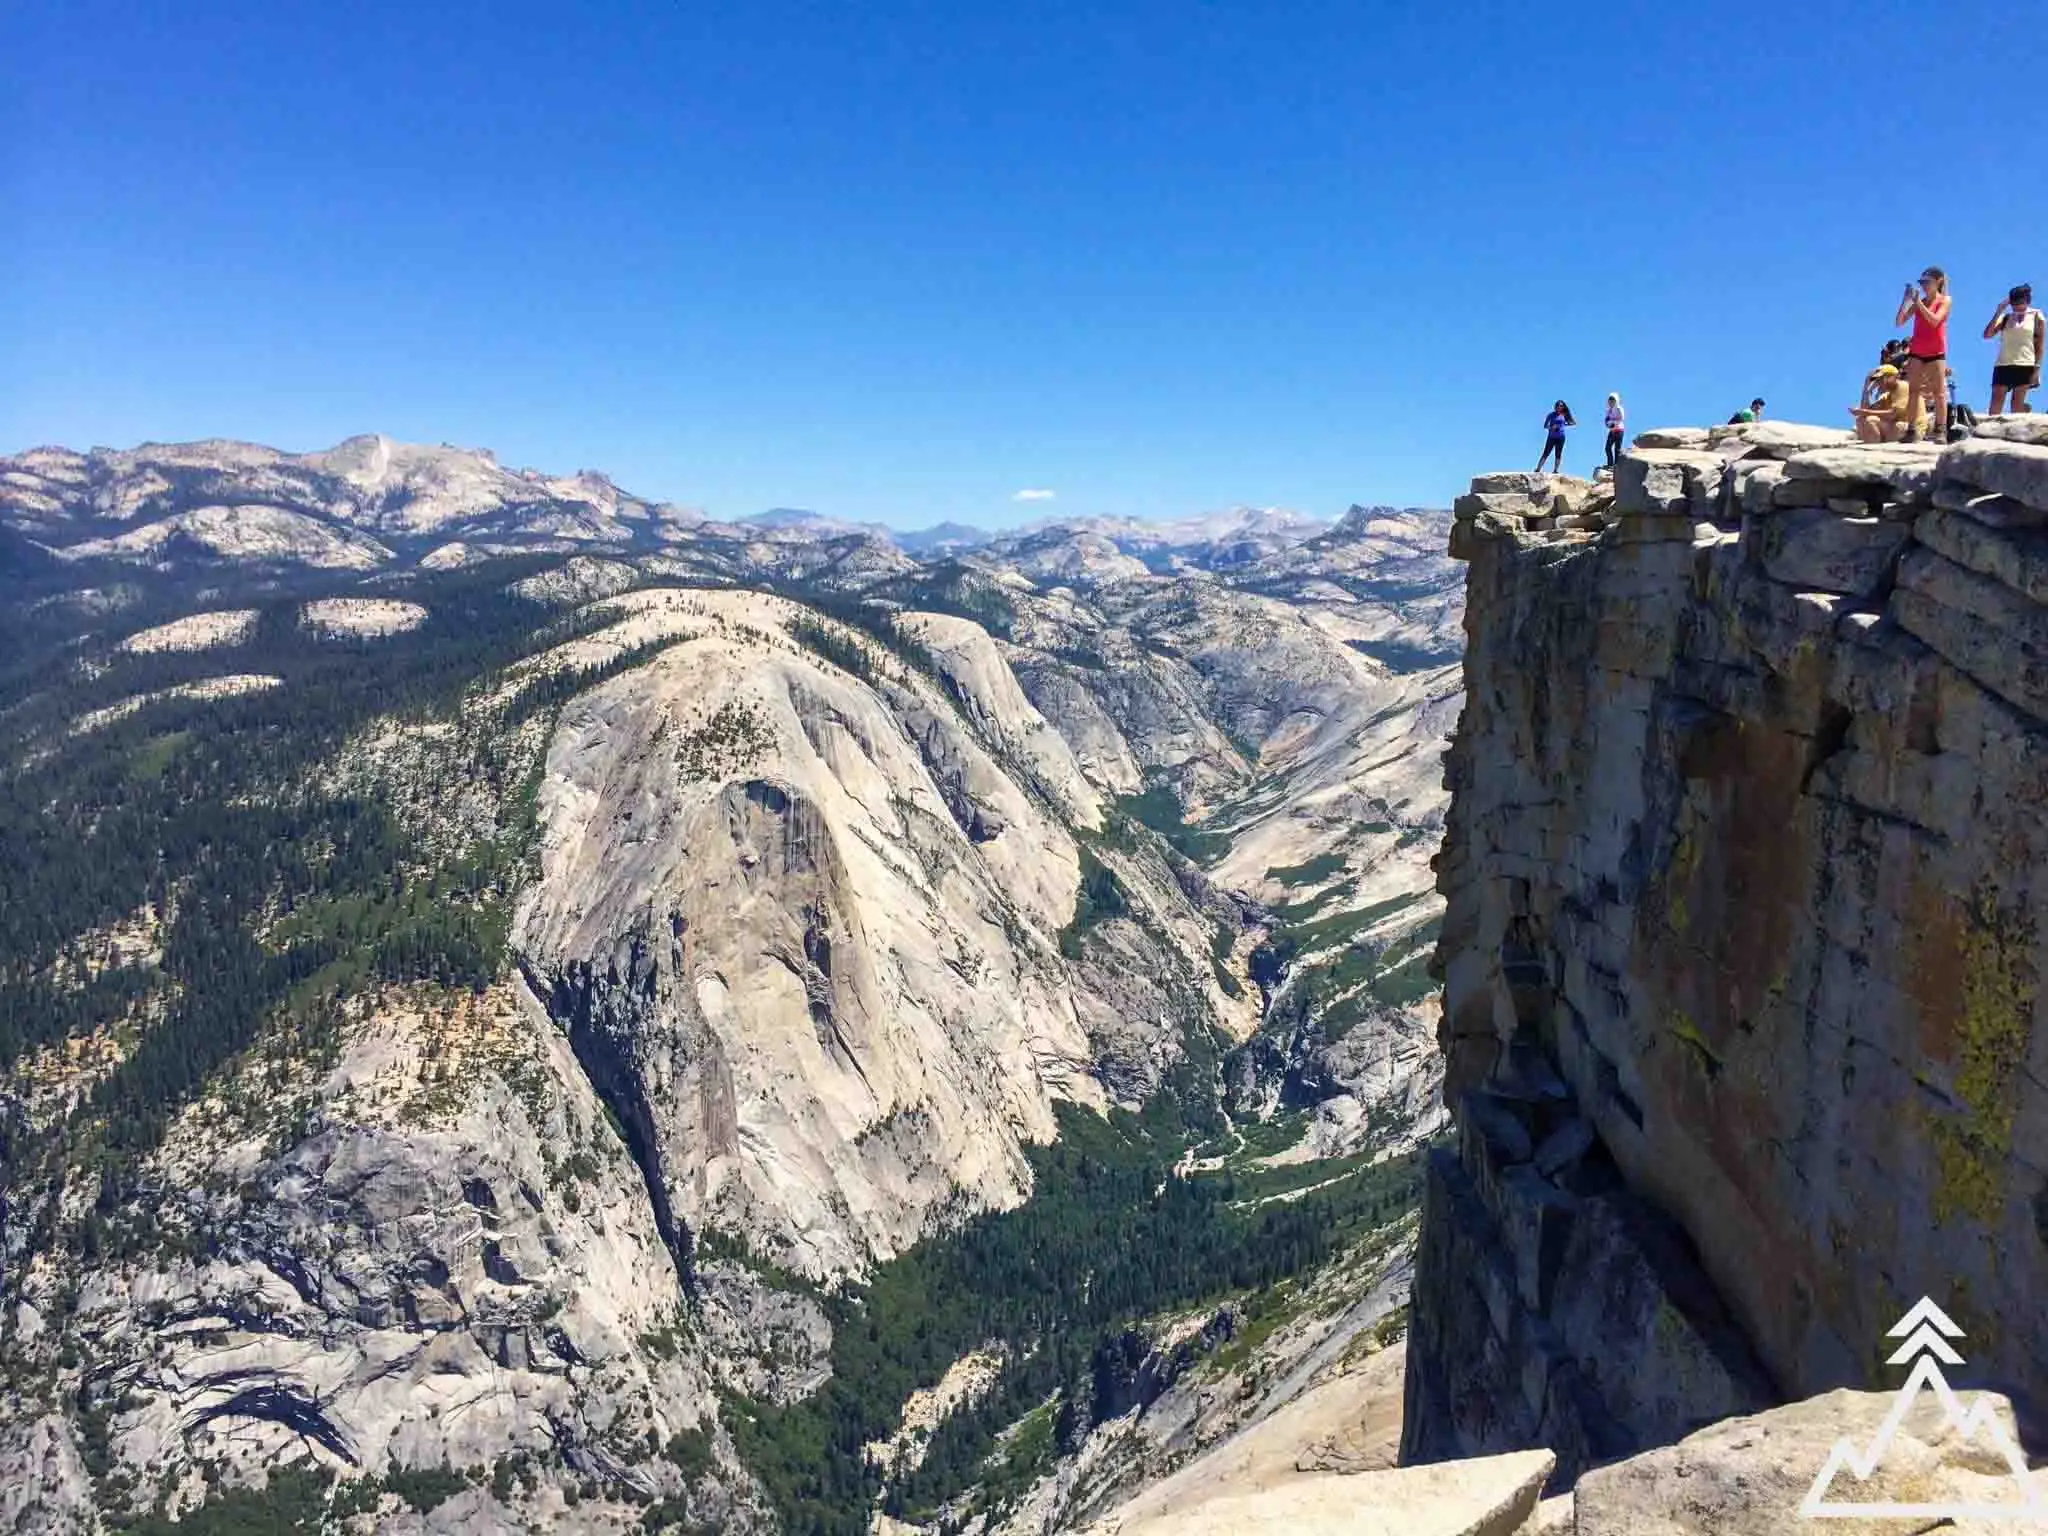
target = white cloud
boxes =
[1013,488,1057,502]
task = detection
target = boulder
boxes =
[1938,438,2048,513]
[1614,450,1723,516]
[1550,480,1602,517]
[1749,507,1909,599]
[1458,491,1547,522]
[1573,1386,2037,1533]
[1733,460,1787,515]
[1452,513,1526,560]
[1632,428,1711,450]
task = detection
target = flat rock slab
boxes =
[1633,428,1711,449]
[1971,415,2048,447]
[1574,1387,2035,1534]
[1782,443,1945,495]
[1939,438,2048,513]
[1472,473,1594,497]
[1714,420,1859,458]
[1089,1449,1555,1536]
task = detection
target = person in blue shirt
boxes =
[1535,400,1575,473]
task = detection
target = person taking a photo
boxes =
[1897,266,1953,440]
[1985,284,2043,416]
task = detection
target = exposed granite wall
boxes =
[1405,418,2048,1483]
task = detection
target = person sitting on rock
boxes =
[1984,283,2042,416]
[1535,400,1574,474]
[1603,393,1625,469]
[1728,397,1766,424]
[1850,364,1910,442]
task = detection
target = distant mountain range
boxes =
[2,436,1435,593]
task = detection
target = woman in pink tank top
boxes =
[1895,265,1953,441]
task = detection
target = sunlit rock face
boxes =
[1410,420,2048,1481]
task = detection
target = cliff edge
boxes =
[1407,417,2048,1482]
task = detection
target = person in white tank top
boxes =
[1984,283,2043,415]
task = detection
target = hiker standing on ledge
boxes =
[1985,284,2042,416]
[1897,266,1952,440]
[1536,400,1575,474]
[1604,393,1626,468]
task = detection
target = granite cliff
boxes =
[1407,416,2048,1484]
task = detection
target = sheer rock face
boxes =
[1409,425,2048,1482]
[510,588,1266,1280]
[516,599,1084,1280]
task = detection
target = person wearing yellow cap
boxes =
[1850,361,1912,442]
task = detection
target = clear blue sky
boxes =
[2,0,2034,527]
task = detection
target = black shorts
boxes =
[1993,363,2041,389]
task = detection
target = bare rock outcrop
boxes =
[1076,1374,2046,1534]
[1409,422,2048,1481]
[1083,1447,1555,1536]
[512,589,1245,1280]
[3,981,766,1531]
[1571,1385,2036,1533]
